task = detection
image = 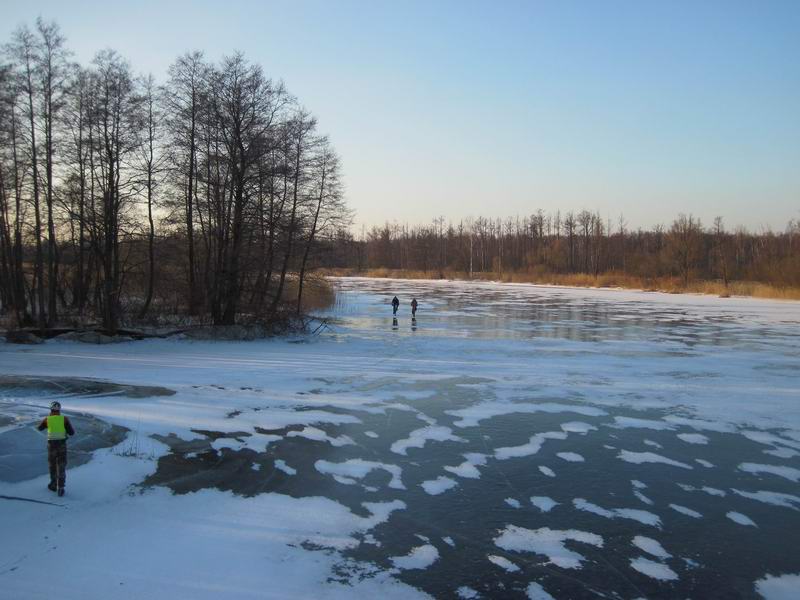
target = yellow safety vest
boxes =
[47,415,67,441]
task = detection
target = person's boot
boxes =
[58,488,65,497]
[48,482,57,492]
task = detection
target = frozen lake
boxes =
[1,277,799,599]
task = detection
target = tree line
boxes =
[0,19,348,333]
[324,211,800,290]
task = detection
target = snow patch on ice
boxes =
[573,498,661,527]
[488,554,520,572]
[755,573,800,600]
[732,489,800,510]
[287,426,355,447]
[315,459,405,490]
[391,425,466,455]
[274,459,296,475]
[677,433,709,445]
[364,431,379,439]
[421,476,458,496]
[447,402,606,428]
[456,587,480,599]
[696,459,714,468]
[390,544,439,570]
[632,536,671,559]
[560,421,597,434]
[505,498,522,509]
[531,496,558,512]
[494,525,603,569]
[614,416,673,430]
[556,452,584,462]
[618,450,693,469]
[643,439,663,449]
[495,431,567,460]
[538,466,556,478]
[663,415,736,433]
[634,491,654,505]
[630,557,679,581]
[763,447,799,459]
[444,453,487,479]
[727,511,757,527]
[739,462,800,483]
[669,504,703,518]
[526,582,557,600]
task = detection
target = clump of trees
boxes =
[0,19,348,333]
[324,211,800,290]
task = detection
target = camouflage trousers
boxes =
[48,440,68,489]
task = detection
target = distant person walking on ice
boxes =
[391,296,400,315]
[37,401,75,497]
[411,298,418,317]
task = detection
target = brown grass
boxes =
[323,268,800,301]
[280,274,336,312]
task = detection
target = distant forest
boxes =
[323,212,800,297]
[0,19,348,333]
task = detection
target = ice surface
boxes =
[739,462,800,483]
[531,496,558,512]
[618,450,693,469]
[755,573,800,600]
[421,476,458,495]
[494,525,603,569]
[2,276,799,599]
[487,554,520,572]
[390,544,439,570]
[630,557,679,581]
[573,498,661,527]
[726,511,757,527]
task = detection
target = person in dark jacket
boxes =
[411,298,418,317]
[37,401,76,496]
[391,296,400,315]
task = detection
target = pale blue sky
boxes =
[3,0,799,231]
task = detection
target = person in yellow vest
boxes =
[36,401,76,496]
